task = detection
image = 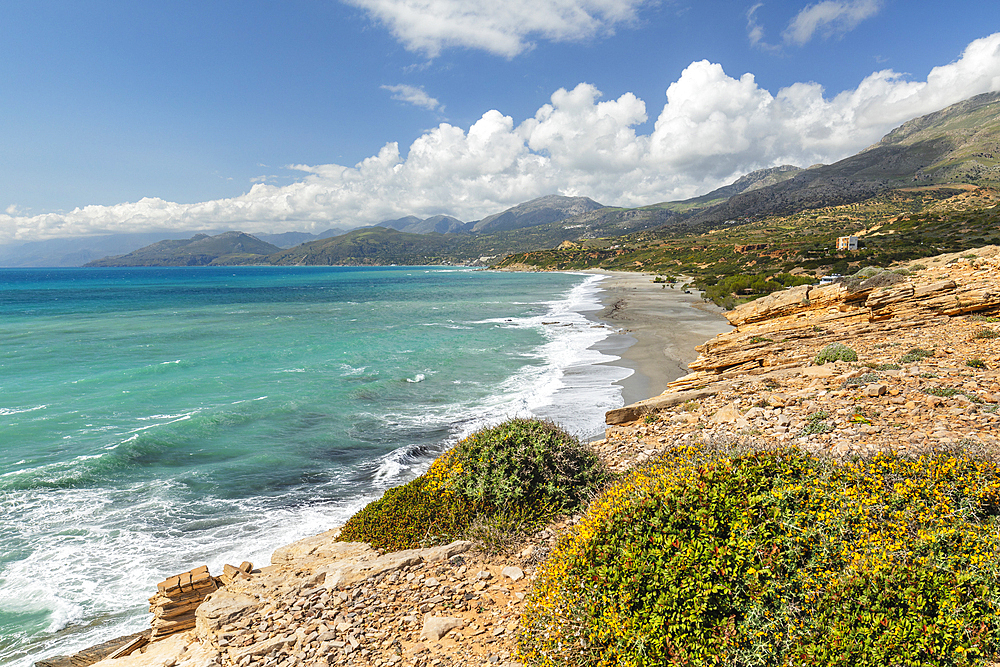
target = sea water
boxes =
[0,266,630,666]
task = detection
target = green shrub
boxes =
[842,372,881,388]
[337,475,482,552]
[800,410,833,435]
[975,328,999,340]
[900,347,935,363]
[967,358,987,369]
[520,445,1000,667]
[448,418,607,511]
[813,342,858,365]
[338,419,607,552]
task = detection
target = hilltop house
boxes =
[836,235,859,251]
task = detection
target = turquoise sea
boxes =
[0,266,630,667]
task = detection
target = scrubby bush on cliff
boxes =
[338,419,607,552]
[900,347,935,363]
[448,418,606,510]
[335,474,482,552]
[519,444,1000,667]
[813,342,858,364]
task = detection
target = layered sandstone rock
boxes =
[652,247,1000,397]
[148,565,219,640]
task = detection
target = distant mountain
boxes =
[378,214,470,235]
[267,226,454,266]
[689,91,1000,225]
[0,231,214,267]
[678,165,803,206]
[85,232,282,267]
[254,231,337,248]
[471,195,604,233]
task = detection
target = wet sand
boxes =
[589,271,733,406]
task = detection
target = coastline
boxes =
[588,271,733,407]
[34,269,734,667]
[47,250,1000,667]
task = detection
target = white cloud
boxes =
[344,0,652,57]
[746,3,779,51]
[4,32,1000,245]
[381,84,442,111]
[783,0,881,46]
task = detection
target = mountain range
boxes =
[9,91,999,270]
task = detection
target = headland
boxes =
[40,247,1000,667]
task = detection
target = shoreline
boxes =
[587,271,733,407]
[48,251,1000,667]
[34,269,733,667]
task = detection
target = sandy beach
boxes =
[590,271,733,406]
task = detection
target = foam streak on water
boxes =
[0,267,627,666]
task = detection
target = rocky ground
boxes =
[55,246,1000,667]
[603,245,1000,465]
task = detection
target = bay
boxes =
[0,266,629,666]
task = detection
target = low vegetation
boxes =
[337,419,607,552]
[813,342,858,365]
[519,443,1000,667]
[900,347,936,364]
[700,272,817,309]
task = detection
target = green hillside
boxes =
[84,232,282,267]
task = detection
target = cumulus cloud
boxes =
[783,0,881,45]
[4,32,1000,245]
[345,0,652,57]
[382,84,442,111]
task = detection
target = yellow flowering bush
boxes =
[338,419,607,552]
[520,444,1000,667]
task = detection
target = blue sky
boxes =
[2,0,999,243]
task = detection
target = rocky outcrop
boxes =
[603,248,1000,467]
[660,248,1000,393]
[149,566,219,640]
[81,533,543,667]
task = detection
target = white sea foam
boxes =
[0,269,631,667]
[0,477,368,667]
[464,273,629,439]
[0,405,47,416]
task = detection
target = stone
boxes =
[865,384,888,397]
[421,615,464,642]
[710,403,741,424]
[270,532,372,567]
[229,634,295,662]
[195,592,259,635]
[800,364,838,378]
[501,566,524,582]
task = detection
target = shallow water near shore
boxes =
[0,266,630,667]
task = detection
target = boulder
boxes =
[194,591,259,635]
[421,615,464,642]
[726,285,812,327]
[270,531,374,567]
